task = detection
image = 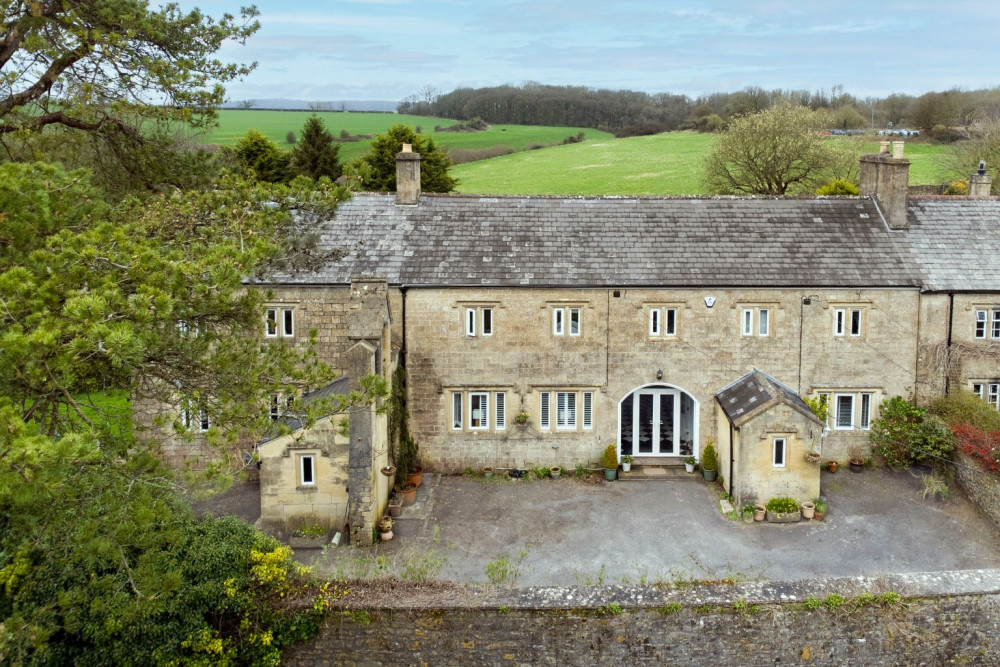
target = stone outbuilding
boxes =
[716,369,825,506]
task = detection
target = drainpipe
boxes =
[729,423,736,500]
[945,292,954,395]
[400,286,408,367]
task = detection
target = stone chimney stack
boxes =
[859,140,910,230]
[395,143,421,205]
[969,161,992,197]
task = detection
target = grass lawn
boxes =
[453,132,960,196]
[198,110,613,164]
[61,389,133,439]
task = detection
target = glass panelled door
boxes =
[626,389,678,456]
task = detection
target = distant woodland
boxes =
[398,83,1000,139]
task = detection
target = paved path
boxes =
[311,467,1000,587]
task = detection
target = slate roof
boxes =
[259,375,349,443]
[716,369,823,428]
[273,194,928,288]
[904,198,1000,292]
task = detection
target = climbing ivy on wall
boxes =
[389,365,419,485]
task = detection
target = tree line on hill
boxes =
[398,82,1000,139]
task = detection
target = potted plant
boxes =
[754,503,766,522]
[513,410,530,425]
[813,497,827,521]
[394,481,417,506]
[701,442,718,482]
[387,495,402,518]
[801,501,816,520]
[765,497,801,523]
[741,503,755,524]
[549,466,561,479]
[684,456,697,473]
[407,463,424,488]
[621,455,634,472]
[602,444,618,481]
[827,460,839,473]
[805,450,821,464]
[848,448,865,473]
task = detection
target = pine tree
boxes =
[291,116,343,181]
[350,124,457,193]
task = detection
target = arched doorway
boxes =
[618,383,699,459]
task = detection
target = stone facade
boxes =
[717,402,822,505]
[259,415,350,534]
[403,286,918,472]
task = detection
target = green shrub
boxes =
[869,396,955,467]
[943,179,969,195]
[701,442,718,471]
[602,444,618,469]
[766,497,798,513]
[804,596,821,610]
[824,593,846,610]
[931,391,1000,431]
[815,178,860,195]
[803,394,829,422]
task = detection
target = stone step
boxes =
[617,466,703,482]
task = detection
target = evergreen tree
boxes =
[291,116,343,181]
[229,129,293,183]
[350,124,457,193]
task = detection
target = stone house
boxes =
[716,369,825,505]
[145,141,1000,514]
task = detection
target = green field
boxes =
[199,110,614,163]
[453,133,959,196]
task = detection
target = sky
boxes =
[179,1,1000,104]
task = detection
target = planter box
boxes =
[766,510,801,524]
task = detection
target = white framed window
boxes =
[463,306,495,337]
[495,392,506,430]
[556,391,577,429]
[299,454,315,486]
[742,308,771,337]
[265,307,294,338]
[582,392,593,429]
[265,308,278,337]
[569,308,581,336]
[772,437,786,468]
[834,394,855,429]
[181,400,210,432]
[974,309,1000,340]
[834,308,863,337]
[973,383,1000,409]
[539,392,551,428]
[860,393,872,429]
[452,392,463,429]
[649,308,677,337]
[553,308,565,335]
[470,393,489,430]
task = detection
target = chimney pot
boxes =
[859,148,911,230]
[395,146,421,205]
[879,141,891,154]
[969,161,992,196]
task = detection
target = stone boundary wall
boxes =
[287,570,1000,666]
[954,452,1000,531]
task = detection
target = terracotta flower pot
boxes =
[827,461,839,473]
[395,482,417,506]
[754,504,766,522]
[407,465,424,488]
